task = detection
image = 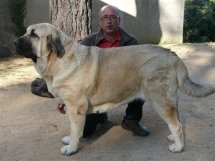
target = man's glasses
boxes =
[101,15,119,21]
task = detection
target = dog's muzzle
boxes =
[14,37,38,63]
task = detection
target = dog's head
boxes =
[14,23,66,63]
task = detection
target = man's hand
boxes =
[57,100,66,114]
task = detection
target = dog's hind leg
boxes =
[151,100,184,152]
[60,98,88,155]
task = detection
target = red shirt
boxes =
[98,32,121,48]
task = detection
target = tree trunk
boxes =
[49,0,92,42]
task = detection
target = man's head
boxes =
[99,5,121,36]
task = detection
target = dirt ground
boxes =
[0,43,215,161]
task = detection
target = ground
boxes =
[0,43,215,161]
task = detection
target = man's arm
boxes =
[80,33,97,47]
[127,37,139,45]
[119,28,139,46]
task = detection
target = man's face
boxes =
[99,7,120,35]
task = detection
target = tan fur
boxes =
[16,23,214,155]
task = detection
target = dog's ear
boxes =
[47,35,65,58]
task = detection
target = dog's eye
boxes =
[30,29,39,39]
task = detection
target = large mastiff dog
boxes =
[14,23,214,155]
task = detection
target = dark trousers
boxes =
[124,99,144,122]
[83,99,144,137]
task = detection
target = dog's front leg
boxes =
[60,99,87,155]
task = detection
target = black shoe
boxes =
[121,120,150,137]
[31,78,54,98]
[83,113,108,138]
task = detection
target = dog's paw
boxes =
[60,145,78,156]
[167,134,174,142]
[168,143,183,153]
[62,136,70,145]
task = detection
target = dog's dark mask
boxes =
[14,36,38,63]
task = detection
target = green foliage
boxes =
[184,0,215,42]
[10,0,26,37]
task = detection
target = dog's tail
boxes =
[176,59,215,98]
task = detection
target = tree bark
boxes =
[49,0,92,42]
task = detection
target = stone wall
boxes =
[25,0,49,25]
[0,0,16,58]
